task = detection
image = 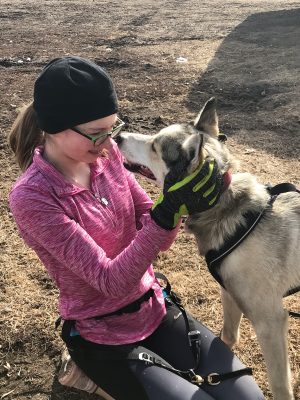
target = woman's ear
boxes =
[194,97,219,137]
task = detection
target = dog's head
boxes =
[116,98,235,188]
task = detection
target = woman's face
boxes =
[50,114,117,164]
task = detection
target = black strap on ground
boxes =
[288,311,300,318]
[285,286,300,319]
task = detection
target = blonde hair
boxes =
[8,103,45,172]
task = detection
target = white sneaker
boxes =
[58,348,97,393]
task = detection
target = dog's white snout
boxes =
[116,132,152,166]
[116,132,149,148]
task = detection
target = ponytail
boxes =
[8,103,45,172]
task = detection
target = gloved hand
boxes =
[150,156,224,230]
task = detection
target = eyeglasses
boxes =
[71,117,125,146]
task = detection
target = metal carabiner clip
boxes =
[188,330,201,347]
[138,352,154,365]
[191,375,204,385]
[207,373,220,385]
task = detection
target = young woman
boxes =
[8,56,265,400]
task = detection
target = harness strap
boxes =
[284,285,300,318]
[205,183,300,292]
[205,196,276,289]
[269,183,300,305]
[267,183,300,196]
[284,286,300,298]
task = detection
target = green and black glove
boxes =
[150,156,224,230]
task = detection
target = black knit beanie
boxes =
[33,56,119,134]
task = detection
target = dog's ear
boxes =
[194,97,219,137]
[182,132,204,174]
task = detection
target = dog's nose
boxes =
[113,133,123,145]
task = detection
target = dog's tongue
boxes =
[222,171,232,193]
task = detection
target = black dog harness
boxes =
[205,183,300,298]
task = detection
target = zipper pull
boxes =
[100,197,109,206]
[93,192,108,206]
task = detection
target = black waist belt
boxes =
[55,288,155,330]
[94,288,154,320]
[61,273,252,387]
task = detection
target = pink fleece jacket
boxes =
[9,142,179,345]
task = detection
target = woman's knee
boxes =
[131,362,216,400]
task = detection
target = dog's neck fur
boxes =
[185,173,271,255]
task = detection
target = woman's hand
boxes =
[150,156,224,230]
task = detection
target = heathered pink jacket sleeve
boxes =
[10,185,175,299]
[114,148,180,251]
[117,157,180,251]
[9,145,180,343]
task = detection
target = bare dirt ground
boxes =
[0,0,300,399]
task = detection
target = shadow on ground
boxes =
[50,377,101,400]
[186,8,300,160]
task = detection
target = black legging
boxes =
[65,300,265,400]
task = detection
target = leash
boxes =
[154,273,252,384]
[154,272,201,367]
[58,272,252,387]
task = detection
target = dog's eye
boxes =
[151,143,157,153]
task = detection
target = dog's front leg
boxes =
[251,307,294,400]
[220,286,243,349]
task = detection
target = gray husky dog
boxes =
[116,98,300,400]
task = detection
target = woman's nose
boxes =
[101,136,114,150]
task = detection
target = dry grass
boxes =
[1,130,300,400]
[0,0,300,398]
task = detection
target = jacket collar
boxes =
[33,146,110,197]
